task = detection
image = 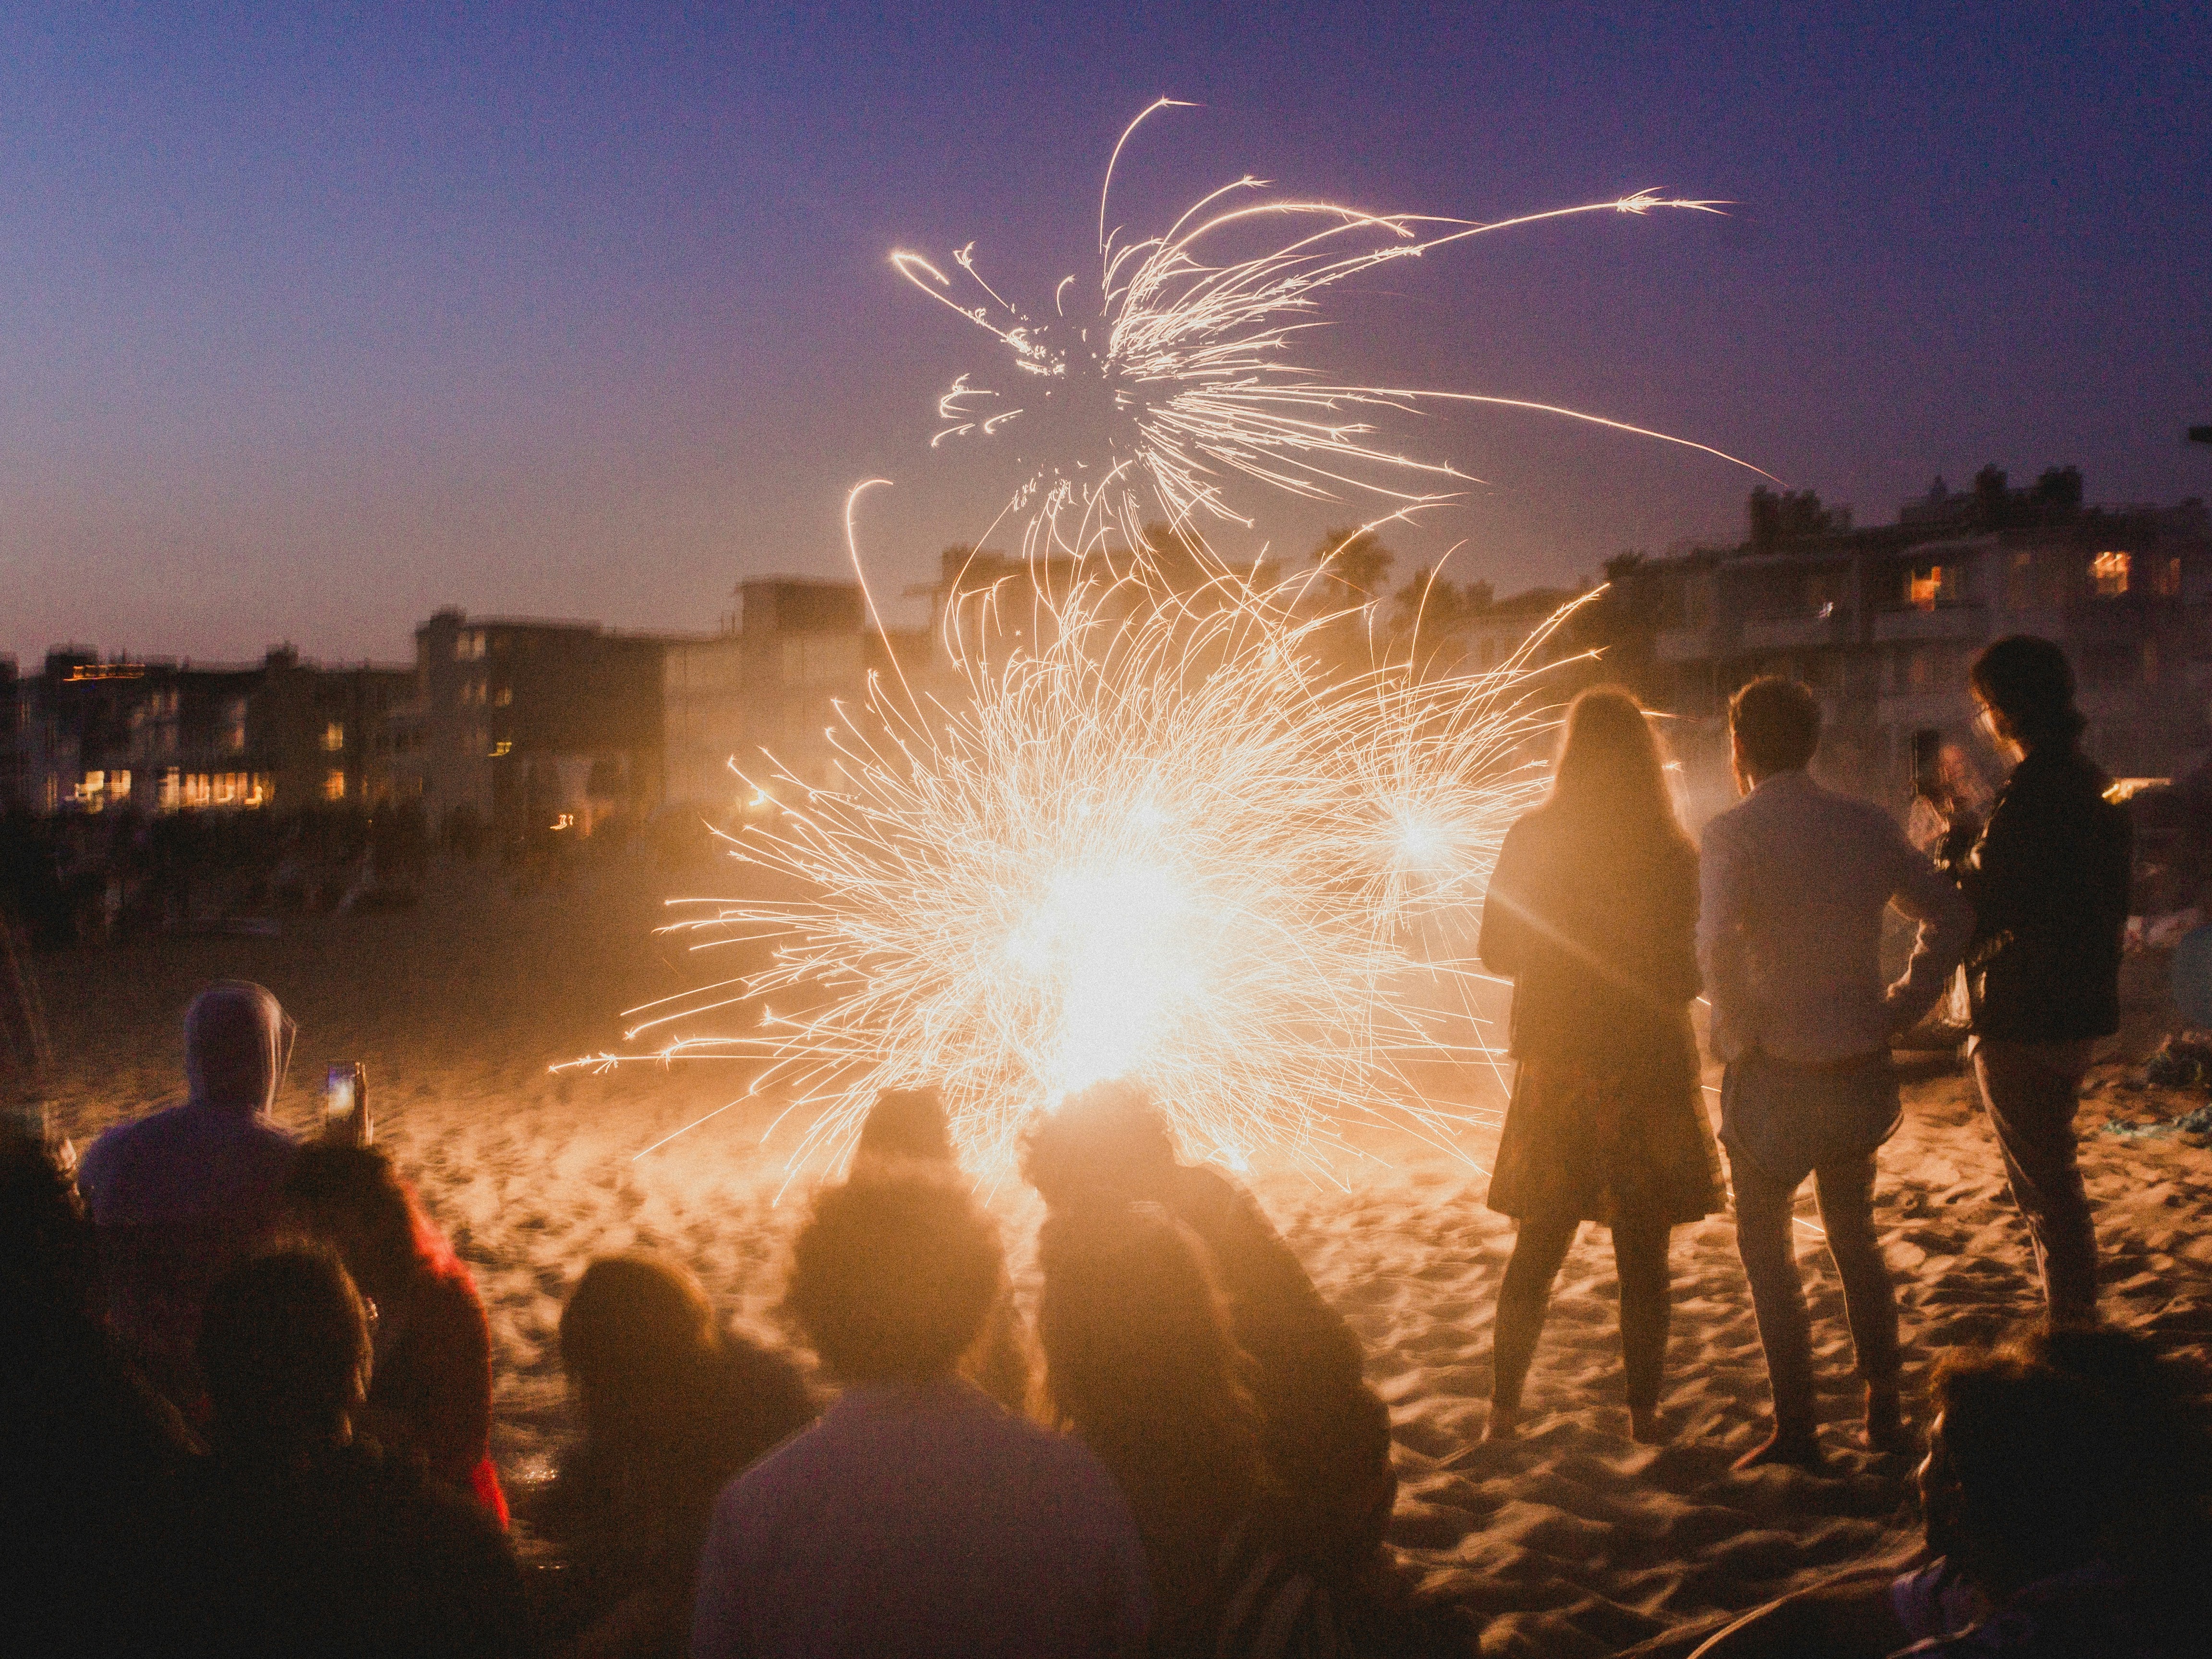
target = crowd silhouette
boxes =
[3,636,2205,1659]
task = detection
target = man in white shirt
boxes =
[1699,678,1971,1470]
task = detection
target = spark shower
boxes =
[563,103,1763,1177]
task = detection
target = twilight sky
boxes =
[5,3,2208,668]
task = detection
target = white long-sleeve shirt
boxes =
[1697,769,1972,1065]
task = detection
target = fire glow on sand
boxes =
[559,104,1765,1178]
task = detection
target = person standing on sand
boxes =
[1699,678,1971,1470]
[1934,637,2131,1326]
[1476,685,1722,1446]
[1022,1080,1398,1583]
[77,979,300,1404]
[690,1168,1152,1659]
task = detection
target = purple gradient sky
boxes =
[5,4,2208,668]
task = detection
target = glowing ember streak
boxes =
[562,106,1766,1178]
[892,98,1771,561]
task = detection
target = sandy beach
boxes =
[31,860,2212,1657]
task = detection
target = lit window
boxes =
[111,770,131,803]
[324,769,347,801]
[454,630,487,661]
[159,769,181,811]
[1907,649,1934,690]
[489,739,512,757]
[2155,556,2183,598]
[322,721,345,752]
[1905,565,1958,610]
[2091,551,2130,597]
[77,770,106,809]
[493,685,512,706]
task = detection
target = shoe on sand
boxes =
[1629,1406,1671,1445]
[1732,1423,1826,1472]
[1863,1386,1912,1455]
[1484,1402,1519,1442]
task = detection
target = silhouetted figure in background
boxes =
[691,1169,1151,1659]
[1024,1081,1397,1581]
[535,1253,815,1659]
[283,1143,508,1522]
[1477,686,1722,1445]
[78,980,300,1404]
[1700,678,1971,1469]
[1940,637,2132,1324]
[850,1083,1034,1412]
[0,1128,197,1659]
[158,1246,529,1658]
[1038,1201,1345,1659]
[1686,1324,2212,1659]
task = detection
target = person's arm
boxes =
[689,1493,748,1659]
[1476,820,1532,978]
[1656,845,1704,1005]
[1696,820,1754,1061]
[1883,824,1974,1034]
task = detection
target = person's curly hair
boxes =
[781,1170,1003,1383]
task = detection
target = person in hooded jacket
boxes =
[78,980,300,1404]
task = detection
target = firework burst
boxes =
[894,98,1768,563]
[566,105,1762,1178]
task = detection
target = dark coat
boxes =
[1955,746,2131,1043]
[1478,805,1720,1225]
[1478,804,1702,1075]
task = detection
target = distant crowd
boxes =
[4,633,2210,1659]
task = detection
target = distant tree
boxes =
[1974,465,2012,529]
[1388,568,1493,639]
[2031,465,2084,511]
[1309,527,1394,605]
[1747,488,1842,553]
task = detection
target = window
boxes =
[1906,648,1935,691]
[324,769,347,802]
[2091,551,2131,598]
[455,629,487,661]
[111,770,130,803]
[322,721,345,752]
[493,685,512,706]
[2155,556,2183,599]
[1905,565,1961,610]
[224,697,249,752]
[489,739,512,757]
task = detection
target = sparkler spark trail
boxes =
[566,556,1590,1178]
[894,98,1772,562]
[563,107,1763,1178]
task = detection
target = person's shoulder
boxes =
[1699,792,1757,850]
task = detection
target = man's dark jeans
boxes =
[1726,1147,1901,1430]
[1971,1036,2100,1321]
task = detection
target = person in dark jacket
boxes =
[283,1143,509,1523]
[158,1246,530,1659]
[1478,686,1722,1445]
[534,1254,815,1659]
[1942,637,2132,1323]
[1023,1081,1398,1582]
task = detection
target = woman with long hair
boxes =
[280,1143,508,1522]
[1477,685,1720,1443]
[1038,1202,1335,1659]
[537,1253,815,1659]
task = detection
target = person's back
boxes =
[691,1171,1149,1659]
[164,1435,529,1659]
[1027,1083,1394,1577]
[704,1379,1146,1659]
[78,981,298,1400]
[1479,800,1701,1072]
[539,1254,816,1659]
[1700,773,1944,1064]
[152,1246,529,1659]
[0,1133,198,1659]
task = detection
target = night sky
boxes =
[6,4,2208,668]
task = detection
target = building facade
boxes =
[2,647,409,817]
[391,609,673,839]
